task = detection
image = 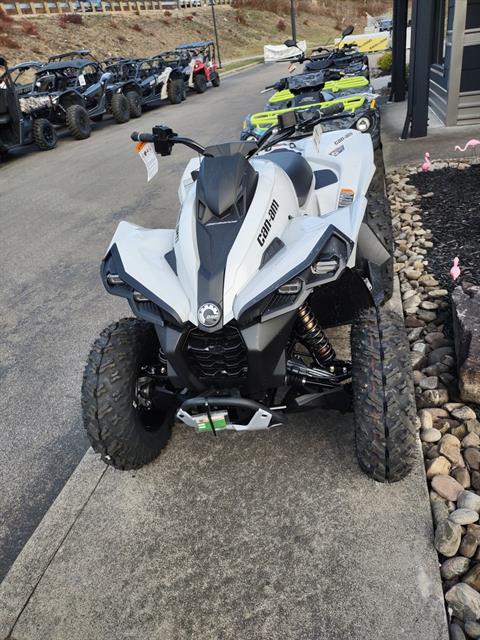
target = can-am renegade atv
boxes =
[0,57,57,158]
[31,50,130,139]
[241,93,380,148]
[175,41,220,93]
[264,70,372,111]
[284,26,369,78]
[103,55,185,118]
[81,106,416,483]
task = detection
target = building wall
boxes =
[429,0,480,126]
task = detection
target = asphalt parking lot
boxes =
[0,63,282,579]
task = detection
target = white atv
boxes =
[82,106,416,482]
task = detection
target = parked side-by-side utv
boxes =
[0,57,57,158]
[175,41,220,93]
[104,56,186,118]
[31,54,131,139]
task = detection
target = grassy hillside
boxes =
[0,0,390,66]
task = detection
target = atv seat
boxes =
[261,150,313,206]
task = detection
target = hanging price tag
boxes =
[135,142,158,182]
[313,123,323,152]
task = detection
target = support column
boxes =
[401,0,435,138]
[391,0,408,102]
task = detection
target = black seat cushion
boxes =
[261,150,313,206]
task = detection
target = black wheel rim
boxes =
[44,125,55,145]
[80,110,88,130]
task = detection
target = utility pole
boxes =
[209,0,222,68]
[290,0,297,44]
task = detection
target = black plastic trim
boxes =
[102,244,182,325]
[237,225,353,322]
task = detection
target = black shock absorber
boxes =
[296,302,336,366]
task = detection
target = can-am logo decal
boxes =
[257,199,279,247]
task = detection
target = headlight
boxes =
[355,116,371,132]
[106,273,123,285]
[277,277,303,295]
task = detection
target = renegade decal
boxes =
[257,199,279,246]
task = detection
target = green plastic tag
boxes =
[195,411,229,433]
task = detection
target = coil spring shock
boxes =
[296,302,336,366]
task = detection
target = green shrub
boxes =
[377,50,392,74]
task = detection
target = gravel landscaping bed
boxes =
[388,157,480,640]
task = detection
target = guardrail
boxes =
[1,0,231,15]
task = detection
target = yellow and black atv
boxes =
[242,85,380,148]
[264,69,372,111]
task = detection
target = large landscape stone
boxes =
[445,582,480,620]
[441,556,471,580]
[435,520,462,557]
[458,491,480,512]
[452,284,480,404]
[431,475,464,501]
[464,564,480,592]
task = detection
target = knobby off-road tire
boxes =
[211,72,220,87]
[110,93,130,124]
[167,78,184,105]
[32,118,57,150]
[82,318,174,470]
[194,73,207,94]
[65,104,91,140]
[126,90,142,118]
[365,191,394,302]
[351,305,417,482]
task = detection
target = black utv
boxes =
[0,57,57,159]
[31,51,130,139]
[9,61,44,96]
[103,56,186,118]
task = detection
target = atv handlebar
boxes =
[131,128,209,156]
[131,131,155,143]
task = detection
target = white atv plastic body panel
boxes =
[106,128,375,329]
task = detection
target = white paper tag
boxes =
[78,74,86,87]
[136,142,158,182]
[313,123,323,152]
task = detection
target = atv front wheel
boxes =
[65,104,91,140]
[32,118,57,151]
[126,90,142,118]
[82,318,175,470]
[167,78,183,104]
[194,73,207,93]
[111,93,130,124]
[351,305,416,482]
[211,72,220,87]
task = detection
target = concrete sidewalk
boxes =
[381,99,480,168]
[0,288,448,640]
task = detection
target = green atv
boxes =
[241,90,380,148]
[266,72,371,111]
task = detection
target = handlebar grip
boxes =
[131,132,155,142]
[320,103,345,118]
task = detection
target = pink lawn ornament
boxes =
[421,152,431,172]
[454,139,480,154]
[450,257,461,281]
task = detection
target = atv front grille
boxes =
[185,325,248,380]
